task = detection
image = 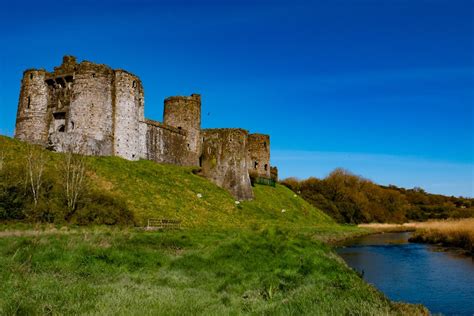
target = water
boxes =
[337,232,474,315]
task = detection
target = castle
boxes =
[14,56,277,200]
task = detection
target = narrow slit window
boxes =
[132,81,136,88]
[27,96,31,109]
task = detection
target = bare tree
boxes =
[61,136,88,219]
[25,144,46,209]
[0,148,4,172]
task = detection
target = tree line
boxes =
[281,168,474,224]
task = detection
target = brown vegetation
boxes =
[409,219,474,254]
[282,168,474,224]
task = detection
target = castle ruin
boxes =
[14,56,277,200]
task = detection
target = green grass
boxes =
[0,227,426,315]
[0,136,427,315]
[1,135,332,227]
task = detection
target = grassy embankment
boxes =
[0,136,427,315]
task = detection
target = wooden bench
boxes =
[146,218,182,231]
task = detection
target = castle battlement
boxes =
[14,56,276,200]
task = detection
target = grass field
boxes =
[0,226,428,315]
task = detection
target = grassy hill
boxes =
[0,135,332,228]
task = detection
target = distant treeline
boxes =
[281,168,474,224]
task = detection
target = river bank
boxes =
[359,219,474,255]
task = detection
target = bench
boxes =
[146,218,182,231]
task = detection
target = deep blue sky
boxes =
[1,0,472,196]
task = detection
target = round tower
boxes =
[113,70,145,160]
[14,69,50,145]
[163,94,201,166]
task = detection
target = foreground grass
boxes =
[0,226,426,315]
[408,219,474,255]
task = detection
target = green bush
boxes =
[72,192,134,225]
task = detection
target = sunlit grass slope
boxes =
[1,135,332,228]
[90,156,332,227]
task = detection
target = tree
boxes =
[25,144,46,210]
[61,137,88,220]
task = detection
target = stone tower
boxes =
[200,128,254,200]
[163,94,201,166]
[15,69,50,145]
[113,70,145,160]
[247,133,271,179]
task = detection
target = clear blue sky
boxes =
[0,0,472,196]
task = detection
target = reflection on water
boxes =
[337,232,474,315]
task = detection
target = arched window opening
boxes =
[264,164,268,171]
[58,125,65,132]
[70,121,75,130]
[254,161,259,169]
[30,73,34,80]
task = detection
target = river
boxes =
[336,232,474,315]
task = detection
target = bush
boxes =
[72,192,135,225]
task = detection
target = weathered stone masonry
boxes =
[15,56,277,200]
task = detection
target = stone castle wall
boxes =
[14,56,274,200]
[200,129,254,200]
[144,119,191,165]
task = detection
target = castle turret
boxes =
[15,69,50,145]
[65,61,115,155]
[113,70,145,160]
[247,133,271,179]
[163,94,201,166]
